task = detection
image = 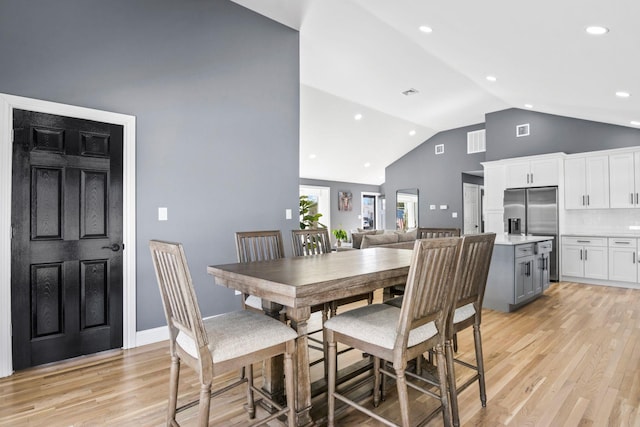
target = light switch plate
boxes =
[452,212,458,218]
[158,207,168,221]
[430,205,436,210]
[285,209,292,219]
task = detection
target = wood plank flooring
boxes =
[1,281,640,426]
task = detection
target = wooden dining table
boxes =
[207,247,412,427]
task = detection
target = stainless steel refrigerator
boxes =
[504,187,559,281]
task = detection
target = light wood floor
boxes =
[1,282,640,426]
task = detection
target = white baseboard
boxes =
[135,326,169,347]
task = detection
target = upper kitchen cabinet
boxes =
[505,157,560,188]
[564,155,609,209]
[609,151,640,208]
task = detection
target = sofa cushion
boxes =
[351,230,377,249]
[396,228,418,242]
[361,233,400,249]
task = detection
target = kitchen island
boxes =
[484,235,554,312]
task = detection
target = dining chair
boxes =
[235,230,286,320]
[386,228,462,300]
[445,232,496,427]
[149,240,297,427]
[325,237,463,427]
[417,227,461,239]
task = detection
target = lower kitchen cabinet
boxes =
[608,238,638,283]
[561,236,608,280]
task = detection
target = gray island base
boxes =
[484,235,554,312]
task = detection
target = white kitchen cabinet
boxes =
[609,152,640,208]
[608,238,638,283]
[561,236,608,280]
[564,155,609,209]
[505,158,560,188]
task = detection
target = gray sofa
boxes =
[350,228,418,250]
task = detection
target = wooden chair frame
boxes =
[149,240,296,427]
[445,233,496,427]
[326,237,463,427]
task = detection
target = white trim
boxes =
[0,93,137,378]
[135,326,169,347]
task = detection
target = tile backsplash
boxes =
[563,209,640,236]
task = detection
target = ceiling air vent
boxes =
[467,129,486,154]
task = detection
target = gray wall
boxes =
[1,0,300,330]
[384,123,486,230]
[486,108,640,161]
[299,178,382,236]
[384,108,640,233]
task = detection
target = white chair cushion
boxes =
[245,295,286,314]
[176,310,297,363]
[324,303,438,350]
[453,303,476,324]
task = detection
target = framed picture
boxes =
[338,191,352,211]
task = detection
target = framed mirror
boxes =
[396,188,418,230]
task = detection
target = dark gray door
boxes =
[11,109,123,370]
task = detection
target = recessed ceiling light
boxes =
[631,121,640,126]
[486,75,497,82]
[354,113,363,120]
[419,25,433,33]
[409,130,416,136]
[524,104,534,109]
[308,154,317,159]
[364,162,371,168]
[616,91,631,98]
[585,26,609,35]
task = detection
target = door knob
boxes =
[101,243,121,252]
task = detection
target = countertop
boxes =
[494,234,555,246]
[563,233,640,238]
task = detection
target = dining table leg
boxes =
[261,301,285,406]
[286,306,315,427]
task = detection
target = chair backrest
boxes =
[235,230,285,263]
[394,237,462,356]
[291,228,332,256]
[149,240,211,365]
[417,227,461,239]
[451,233,496,322]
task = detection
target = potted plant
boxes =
[332,228,348,247]
[299,195,326,229]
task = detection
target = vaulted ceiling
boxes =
[232,0,640,185]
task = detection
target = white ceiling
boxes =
[232,0,640,185]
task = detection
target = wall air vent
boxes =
[467,129,486,154]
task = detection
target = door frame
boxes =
[0,93,137,377]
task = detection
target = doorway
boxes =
[299,185,331,230]
[361,192,381,230]
[12,110,125,370]
[463,182,484,235]
[0,94,136,377]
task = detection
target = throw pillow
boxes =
[361,233,400,249]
